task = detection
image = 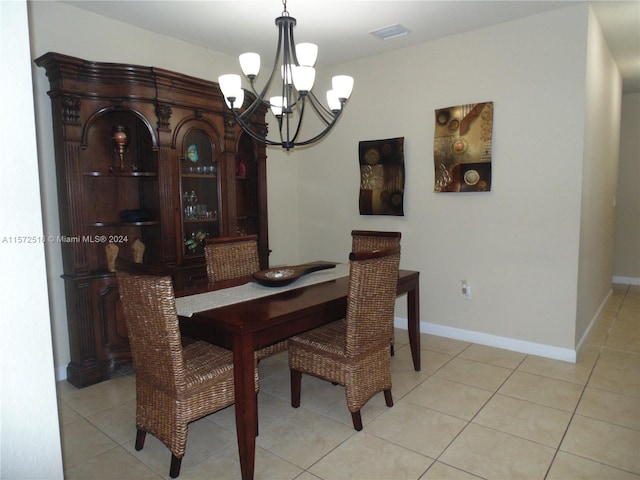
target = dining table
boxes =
[175,262,420,480]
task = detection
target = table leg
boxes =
[233,334,257,480]
[407,279,421,371]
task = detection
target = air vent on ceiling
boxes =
[369,23,410,40]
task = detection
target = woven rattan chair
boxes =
[288,246,401,431]
[204,235,287,360]
[351,230,401,252]
[115,261,259,478]
[352,230,401,354]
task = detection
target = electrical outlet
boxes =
[461,280,471,299]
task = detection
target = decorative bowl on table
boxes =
[253,262,337,287]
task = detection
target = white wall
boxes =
[613,92,640,283]
[0,1,64,478]
[296,4,610,360]
[576,7,622,347]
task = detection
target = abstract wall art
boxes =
[358,137,405,216]
[434,102,493,193]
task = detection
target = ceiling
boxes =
[63,0,640,93]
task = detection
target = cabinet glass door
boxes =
[180,129,220,257]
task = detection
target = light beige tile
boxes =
[433,357,512,392]
[419,461,483,480]
[561,415,640,474]
[64,446,162,480]
[60,375,136,417]
[309,432,433,480]
[605,330,640,354]
[547,451,640,480]
[122,417,236,477]
[257,351,289,381]
[256,407,355,469]
[367,402,467,458]
[394,327,410,348]
[208,392,294,434]
[584,320,612,348]
[473,394,571,447]
[87,399,137,444]
[388,344,432,398]
[421,335,470,356]
[518,346,599,385]
[439,423,555,480]
[498,370,583,412]
[179,444,303,480]
[405,376,492,421]
[458,344,526,369]
[58,401,83,426]
[61,418,119,469]
[577,387,640,429]
[418,348,455,376]
[589,350,640,397]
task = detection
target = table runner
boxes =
[176,263,349,317]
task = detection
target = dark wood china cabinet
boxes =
[36,52,269,387]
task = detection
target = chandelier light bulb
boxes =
[326,90,341,112]
[269,96,287,117]
[292,66,316,93]
[332,75,354,101]
[295,43,318,67]
[218,74,242,102]
[239,53,261,78]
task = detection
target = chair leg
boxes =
[170,454,182,478]
[384,389,393,407]
[351,411,363,431]
[291,369,301,408]
[135,429,146,451]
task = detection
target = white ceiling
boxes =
[64,0,640,93]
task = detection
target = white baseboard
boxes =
[612,276,640,286]
[394,318,576,363]
[55,365,67,382]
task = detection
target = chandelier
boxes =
[218,0,354,151]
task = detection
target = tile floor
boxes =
[57,284,639,479]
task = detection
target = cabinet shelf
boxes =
[88,221,160,227]
[183,218,218,224]
[83,171,158,177]
[181,173,218,179]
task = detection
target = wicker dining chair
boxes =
[204,235,287,360]
[351,229,401,252]
[288,245,401,431]
[351,230,401,354]
[115,261,259,478]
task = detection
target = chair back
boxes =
[351,230,401,252]
[345,246,401,358]
[204,235,260,282]
[116,269,187,393]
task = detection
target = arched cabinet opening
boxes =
[178,127,221,259]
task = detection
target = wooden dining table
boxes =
[176,267,420,480]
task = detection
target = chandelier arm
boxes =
[305,92,337,126]
[292,111,343,147]
[230,108,283,147]
[285,97,306,145]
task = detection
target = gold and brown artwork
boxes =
[358,137,404,216]
[434,102,493,192]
